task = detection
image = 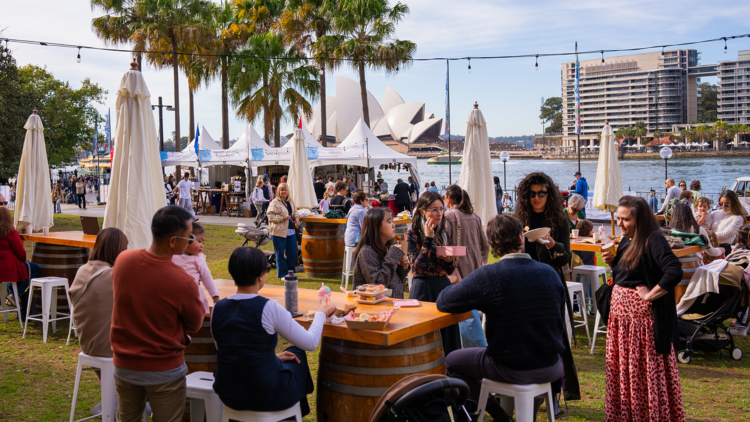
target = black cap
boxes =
[574,171,582,176]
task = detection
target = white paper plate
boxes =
[523,227,551,242]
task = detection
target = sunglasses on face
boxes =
[175,234,195,244]
[719,202,731,208]
[529,191,548,198]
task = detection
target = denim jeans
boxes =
[459,309,488,348]
[271,235,298,278]
[55,199,61,213]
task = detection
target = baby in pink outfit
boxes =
[172,223,219,314]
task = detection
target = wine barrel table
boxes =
[300,217,412,279]
[20,232,96,313]
[210,279,469,422]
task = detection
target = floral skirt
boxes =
[605,285,686,422]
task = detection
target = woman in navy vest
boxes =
[211,247,337,415]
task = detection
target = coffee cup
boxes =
[25,226,32,235]
[593,233,601,243]
[601,242,616,257]
[43,227,49,236]
[571,229,579,239]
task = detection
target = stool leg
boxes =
[591,312,602,355]
[100,363,116,422]
[41,284,52,343]
[205,395,224,422]
[1,282,7,324]
[51,286,58,333]
[293,402,303,422]
[514,392,535,422]
[10,282,19,325]
[546,388,556,422]
[22,285,34,339]
[576,291,591,345]
[69,357,85,422]
[190,398,205,422]
[475,383,491,422]
[65,284,74,346]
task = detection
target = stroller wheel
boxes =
[677,350,692,364]
[731,347,743,360]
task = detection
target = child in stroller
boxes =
[675,260,749,364]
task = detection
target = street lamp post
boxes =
[660,146,672,186]
[500,151,510,191]
[151,96,174,152]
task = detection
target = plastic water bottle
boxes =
[284,271,298,314]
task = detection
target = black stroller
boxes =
[676,262,749,364]
[369,375,475,422]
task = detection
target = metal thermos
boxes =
[284,271,298,314]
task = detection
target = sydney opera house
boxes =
[303,76,443,153]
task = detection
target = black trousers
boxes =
[77,192,86,208]
[411,275,461,357]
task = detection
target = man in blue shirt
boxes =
[573,171,588,218]
[648,190,660,214]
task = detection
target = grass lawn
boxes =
[3,214,750,421]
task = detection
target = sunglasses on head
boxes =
[175,234,195,244]
[529,191,548,198]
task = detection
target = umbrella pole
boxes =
[611,212,616,236]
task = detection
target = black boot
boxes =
[485,396,513,422]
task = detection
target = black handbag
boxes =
[595,277,614,326]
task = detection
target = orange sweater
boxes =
[111,249,205,371]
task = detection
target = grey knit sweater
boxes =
[352,245,409,299]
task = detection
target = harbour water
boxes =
[378,157,750,195]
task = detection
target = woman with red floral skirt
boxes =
[601,196,686,421]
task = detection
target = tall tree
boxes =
[697,82,718,123]
[322,0,416,127]
[229,31,320,147]
[279,0,337,146]
[539,97,562,133]
[91,0,147,70]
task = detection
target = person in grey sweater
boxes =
[352,208,409,298]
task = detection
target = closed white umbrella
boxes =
[103,61,166,249]
[14,110,54,232]
[593,123,623,233]
[458,102,496,227]
[287,128,317,208]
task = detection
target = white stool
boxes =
[590,311,608,355]
[23,277,74,345]
[566,281,591,345]
[221,402,302,422]
[186,371,223,422]
[476,379,555,422]
[571,265,610,315]
[340,245,356,291]
[70,352,115,422]
[0,281,21,325]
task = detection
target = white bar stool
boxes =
[571,265,610,315]
[566,281,591,345]
[340,245,356,291]
[0,281,21,325]
[23,277,74,345]
[476,379,555,422]
[590,311,608,355]
[70,352,116,422]
[221,402,302,422]
[186,371,223,422]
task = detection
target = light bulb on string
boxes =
[241,62,246,73]
[468,58,472,73]
[601,50,605,66]
[2,40,7,58]
[535,54,538,71]
[161,53,166,66]
[661,47,665,59]
[319,62,324,75]
[396,65,399,75]
[77,47,81,63]
[723,37,728,53]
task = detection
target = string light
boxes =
[319,63,324,75]
[396,65,399,75]
[535,54,538,71]
[723,37,727,53]
[601,50,605,66]
[661,47,665,59]
[161,53,166,66]
[77,47,81,63]
[241,62,246,73]
[2,40,7,58]
[467,58,471,73]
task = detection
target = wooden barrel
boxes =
[183,314,217,422]
[317,330,445,422]
[31,243,89,312]
[301,221,345,278]
[675,255,702,303]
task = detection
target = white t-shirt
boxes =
[176,180,193,200]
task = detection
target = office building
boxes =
[718,50,750,125]
[561,49,703,147]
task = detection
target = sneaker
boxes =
[729,327,748,336]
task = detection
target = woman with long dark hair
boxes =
[0,207,39,322]
[407,190,461,355]
[601,196,685,421]
[711,190,747,255]
[352,207,409,298]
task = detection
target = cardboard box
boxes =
[436,246,466,257]
[208,205,216,215]
[243,210,252,218]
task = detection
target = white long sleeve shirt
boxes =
[658,185,683,213]
[710,210,745,245]
[251,187,267,204]
[219,293,325,351]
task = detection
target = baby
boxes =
[172,223,220,314]
[693,197,713,231]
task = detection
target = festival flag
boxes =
[444,60,450,142]
[195,124,201,156]
[105,109,111,151]
[574,42,581,135]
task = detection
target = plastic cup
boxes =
[25,226,32,235]
[42,227,49,236]
[571,229,579,238]
[593,233,601,243]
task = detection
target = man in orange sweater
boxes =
[111,206,205,422]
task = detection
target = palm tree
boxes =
[91,0,147,70]
[182,54,212,142]
[230,31,320,147]
[322,0,416,126]
[634,121,646,146]
[278,0,338,146]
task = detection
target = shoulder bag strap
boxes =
[448,209,462,246]
[71,266,109,307]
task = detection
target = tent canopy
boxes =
[230,124,267,151]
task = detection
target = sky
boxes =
[2,0,750,142]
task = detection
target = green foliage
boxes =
[0,52,105,180]
[697,82,718,123]
[539,97,562,133]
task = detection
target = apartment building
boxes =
[718,50,750,125]
[561,50,700,147]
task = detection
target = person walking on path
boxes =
[601,196,686,422]
[175,173,197,220]
[443,185,490,349]
[648,190,660,214]
[657,178,683,214]
[267,183,299,278]
[493,176,503,214]
[251,177,268,220]
[52,182,64,214]
[76,177,87,209]
[572,171,588,218]
[111,206,205,422]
